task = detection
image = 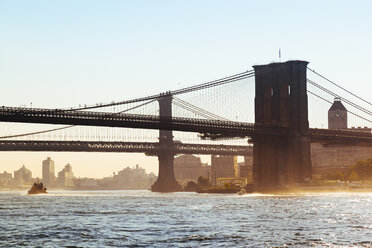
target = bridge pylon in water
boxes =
[252,60,312,191]
[151,92,182,192]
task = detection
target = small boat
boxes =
[238,189,247,195]
[28,182,47,194]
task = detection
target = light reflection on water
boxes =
[1,190,372,247]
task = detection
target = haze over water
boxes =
[1,191,371,247]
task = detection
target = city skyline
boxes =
[1,153,238,179]
[1,0,372,177]
[0,159,157,190]
[2,2,372,247]
[1,157,155,181]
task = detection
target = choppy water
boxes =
[1,190,372,247]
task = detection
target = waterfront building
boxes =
[239,156,253,179]
[328,97,347,129]
[111,164,157,189]
[42,157,56,187]
[216,178,248,188]
[57,164,75,187]
[239,164,250,178]
[75,178,98,188]
[174,154,210,184]
[311,98,372,179]
[0,171,13,186]
[14,165,32,185]
[210,155,238,185]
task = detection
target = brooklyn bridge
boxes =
[1,60,372,192]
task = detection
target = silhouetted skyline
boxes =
[1,0,371,177]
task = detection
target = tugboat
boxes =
[28,182,47,194]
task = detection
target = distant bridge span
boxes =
[0,140,252,156]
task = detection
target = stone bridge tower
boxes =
[252,60,311,190]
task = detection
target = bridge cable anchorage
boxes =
[0,99,157,139]
[307,90,372,124]
[51,70,255,112]
[172,97,230,121]
[308,67,372,107]
[307,79,372,117]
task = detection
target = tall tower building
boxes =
[328,98,347,129]
[42,157,56,187]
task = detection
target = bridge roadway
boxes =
[0,106,255,137]
[0,140,252,156]
[1,106,372,144]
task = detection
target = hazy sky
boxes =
[1,0,372,178]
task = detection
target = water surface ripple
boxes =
[1,191,372,247]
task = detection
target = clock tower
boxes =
[328,97,347,129]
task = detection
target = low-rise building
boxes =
[75,177,98,188]
[174,155,210,184]
[216,178,248,188]
[211,155,238,185]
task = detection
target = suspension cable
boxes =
[0,125,75,139]
[173,101,217,120]
[0,99,157,139]
[57,70,255,112]
[308,90,372,124]
[173,97,229,120]
[308,67,372,107]
[117,99,157,113]
[307,79,372,117]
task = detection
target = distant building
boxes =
[239,156,253,179]
[14,165,32,185]
[42,157,56,187]
[75,178,98,188]
[174,155,210,184]
[57,164,75,187]
[216,178,248,188]
[328,97,347,129]
[311,98,372,179]
[0,171,13,186]
[239,164,250,178]
[211,155,238,185]
[111,164,156,189]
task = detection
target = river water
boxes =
[0,190,371,247]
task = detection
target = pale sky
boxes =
[1,0,372,178]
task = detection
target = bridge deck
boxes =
[1,107,372,144]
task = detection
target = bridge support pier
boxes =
[151,151,181,192]
[151,92,182,192]
[252,61,312,191]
